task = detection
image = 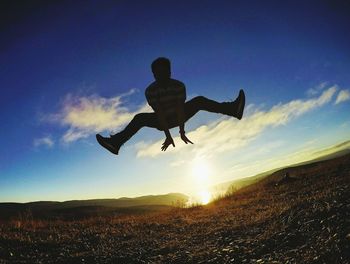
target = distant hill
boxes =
[212,140,350,194]
[302,140,350,163]
[260,152,350,185]
[0,193,188,220]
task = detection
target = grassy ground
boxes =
[1,155,349,264]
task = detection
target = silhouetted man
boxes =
[96,57,245,155]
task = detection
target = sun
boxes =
[191,157,213,205]
[199,190,211,205]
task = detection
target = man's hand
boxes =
[161,136,175,151]
[180,132,193,145]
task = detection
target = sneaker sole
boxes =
[96,134,119,155]
[236,89,245,120]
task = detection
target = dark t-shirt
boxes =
[145,78,186,116]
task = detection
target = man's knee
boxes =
[184,96,207,119]
[193,95,206,102]
[132,113,145,124]
[189,95,207,105]
[132,113,156,128]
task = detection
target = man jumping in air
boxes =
[96,57,245,155]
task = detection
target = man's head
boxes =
[151,57,171,82]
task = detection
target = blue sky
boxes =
[1,0,350,202]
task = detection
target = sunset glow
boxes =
[191,158,213,205]
[199,190,212,205]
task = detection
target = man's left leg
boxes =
[183,89,245,123]
[96,112,159,155]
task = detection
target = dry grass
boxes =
[0,155,349,263]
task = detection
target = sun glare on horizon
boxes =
[199,190,212,205]
[191,157,213,205]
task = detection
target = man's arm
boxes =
[145,86,175,151]
[153,104,175,151]
[176,101,185,134]
[145,87,171,137]
[176,102,193,144]
[175,83,193,144]
[154,104,172,139]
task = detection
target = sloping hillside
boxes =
[0,154,349,263]
[213,146,350,195]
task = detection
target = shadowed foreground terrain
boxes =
[0,154,349,263]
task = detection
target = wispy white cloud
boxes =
[33,136,54,148]
[43,83,342,148]
[335,89,350,104]
[170,159,186,167]
[252,140,285,155]
[307,82,328,96]
[137,85,338,158]
[45,89,151,143]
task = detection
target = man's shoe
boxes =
[96,134,120,155]
[234,89,245,120]
[222,89,246,119]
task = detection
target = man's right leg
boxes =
[184,89,245,122]
[96,112,160,155]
